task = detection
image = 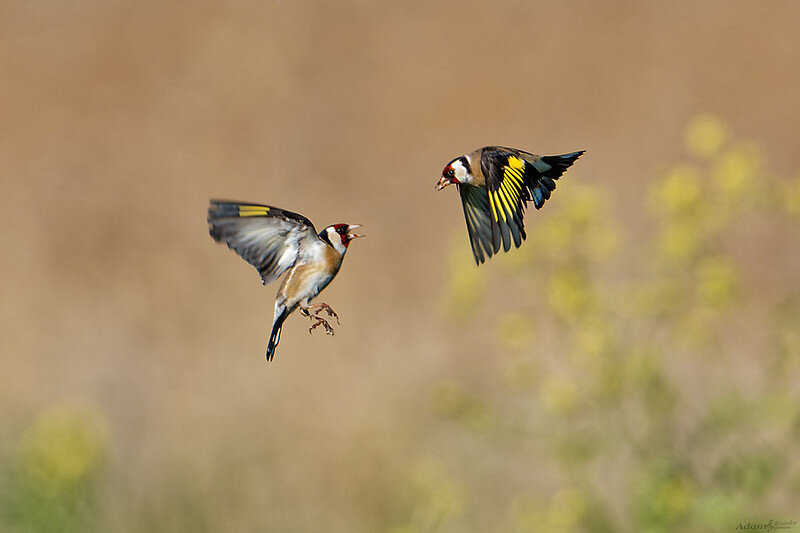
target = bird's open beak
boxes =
[436,176,452,191]
[347,224,364,239]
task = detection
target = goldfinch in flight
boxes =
[208,200,363,362]
[436,146,584,264]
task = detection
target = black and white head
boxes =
[321,223,364,254]
[436,156,472,190]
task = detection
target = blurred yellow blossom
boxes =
[442,114,800,533]
[18,403,108,497]
[657,220,703,263]
[712,143,761,201]
[686,114,727,159]
[572,317,612,361]
[650,166,702,216]
[495,312,534,352]
[538,186,604,254]
[547,268,593,319]
[696,256,738,307]
[539,374,578,415]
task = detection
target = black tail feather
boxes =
[528,150,585,209]
[266,308,290,362]
[539,150,585,181]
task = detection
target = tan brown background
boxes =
[2,1,800,531]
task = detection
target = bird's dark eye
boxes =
[447,168,454,177]
[336,226,346,234]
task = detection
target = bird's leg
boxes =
[300,302,336,335]
[308,315,335,336]
[307,302,340,324]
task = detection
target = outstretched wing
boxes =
[480,147,584,253]
[458,184,496,265]
[518,149,585,209]
[208,200,319,285]
[480,148,530,254]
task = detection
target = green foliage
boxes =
[2,403,108,533]
[436,115,800,531]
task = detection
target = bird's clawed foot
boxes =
[301,303,339,335]
[308,316,335,336]
[308,302,340,324]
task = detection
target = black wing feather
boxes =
[481,147,529,253]
[451,147,583,265]
[521,150,584,209]
[458,184,494,265]
[208,200,318,285]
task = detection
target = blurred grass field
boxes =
[2,1,800,532]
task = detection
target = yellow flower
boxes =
[547,268,592,319]
[657,220,702,263]
[712,143,760,201]
[530,185,614,263]
[650,166,702,216]
[539,374,578,415]
[18,403,108,497]
[686,114,727,159]
[696,256,738,307]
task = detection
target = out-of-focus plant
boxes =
[2,402,108,533]
[432,116,800,531]
[391,458,467,533]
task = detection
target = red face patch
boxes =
[332,224,350,246]
[443,163,459,184]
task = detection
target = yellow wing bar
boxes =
[488,157,526,223]
[237,205,271,217]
